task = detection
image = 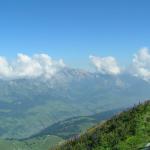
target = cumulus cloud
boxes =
[0,57,13,77]
[131,48,150,81]
[0,53,65,79]
[2,48,150,81]
[89,55,121,75]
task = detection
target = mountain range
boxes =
[0,68,150,139]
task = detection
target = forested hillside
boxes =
[0,108,121,150]
[55,101,150,150]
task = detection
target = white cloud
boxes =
[2,48,150,81]
[89,55,121,75]
[0,53,65,79]
[131,48,150,81]
[0,57,13,77]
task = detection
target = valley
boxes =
[0,70,149,139]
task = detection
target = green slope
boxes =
[0,135,63,150]
[0,108,122,150]
[29,108,122,140]
[55,101,150,150]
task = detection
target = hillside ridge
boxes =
[54,100,150,150]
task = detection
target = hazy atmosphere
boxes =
[0,1,150,150]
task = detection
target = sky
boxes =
[0,0,150,69]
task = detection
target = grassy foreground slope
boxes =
[55,101,150,150]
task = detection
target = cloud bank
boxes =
[89,55,121,75]
[89,47,150,81]
[0,53,65,79]
[131,48,150,81]
[1,48,150,81]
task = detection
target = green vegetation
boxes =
[0,135,63,150]
[55,101,150,150]
[30,108,121,140]
[0,109,121,150]
[0,100,149,150]
[0,108,122,150]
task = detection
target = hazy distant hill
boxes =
[0,68,150,138]
[0,107,122,150]
[28,108,122,140]
[55,101,150,150]
[0,100,149,150]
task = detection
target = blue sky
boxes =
[0,0,150,69]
